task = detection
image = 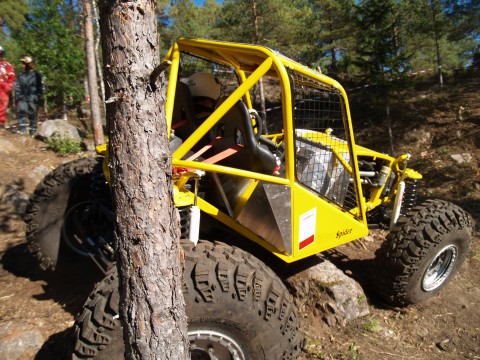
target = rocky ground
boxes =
[0,72,479,359]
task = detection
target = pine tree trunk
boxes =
[430,0,444,87]
[98,1,188,358]
[84,0,105,146]
[385,95,395,155]
[92,0,106,116]
[252,0,266,124]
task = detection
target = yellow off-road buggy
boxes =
[25,39,474,359]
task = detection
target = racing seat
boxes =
[171,81,197,142]
[210,101,277,175]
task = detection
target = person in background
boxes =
[0,45,16,129]
[14,56,44,136]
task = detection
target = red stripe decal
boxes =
[299,235,314,250]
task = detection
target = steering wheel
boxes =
[248,109,264,140]
[249,108,281,153]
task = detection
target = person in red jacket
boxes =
[0,45,16,128]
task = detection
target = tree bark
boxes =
[253,0,266,123]
[430,0,444,87]
[385,94,395,155]
[92,0,106,115]
[84,0,105,146]
[98,1,189,359]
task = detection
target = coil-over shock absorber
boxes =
[400,178,419,216]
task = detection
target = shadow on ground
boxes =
[34,329,72,360]
[1,241,103,315]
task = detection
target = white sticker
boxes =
[299,208,316,250]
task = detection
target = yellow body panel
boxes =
[291,184,368,258]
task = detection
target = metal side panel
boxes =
[236,182,292,254]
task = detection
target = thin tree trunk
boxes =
[84,0,105,145]
[62,94,68,120]
[253,0,259,44]
[98,0,188,358]
[92,0,106,115]
[330,46,337,72]
[43,96,48,120]
[66,0,76,30]
[380,62,395,155]
[83,76,89,102]
[83,76,89,124]
[253,0,266,124]
[328,15,337,72]
[259,78,267,127]
[385,94,395,155]
[430,0,443,87]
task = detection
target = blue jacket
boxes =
[14,70,44,101]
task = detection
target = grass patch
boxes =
[46,137,82,156]
[357,294,367,304]
[470,250,480,262]
[438,147,449,155]
[363,318,382,332]
[347,342,360,360]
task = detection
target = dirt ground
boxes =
[0,130,102,359]
[0,73,479,359]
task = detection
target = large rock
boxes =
[37,119,82,141]
[0,322,45,360]
[286,258,369,328]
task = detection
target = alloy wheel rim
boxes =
[189,329,245,360]
[62,200,112,257]
[422,244,458,292]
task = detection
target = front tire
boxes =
[24,157,114,272]
[72,240,303,359]
[374,199,474,306]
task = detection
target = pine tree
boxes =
[168,0,221,44]
[403,0,476,79]
[302,0,357,77]
[0,0,28,39]
[14,0,86,114]
[216,0,309,59]
[354,0,412,154]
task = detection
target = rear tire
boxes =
[72,240,303,359]
[24,157,113,272]
[374,199,474,306]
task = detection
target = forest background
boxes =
[0,0,479,127]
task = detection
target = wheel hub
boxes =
[189,330,245,360]
[62,200,115,271]
[422,244,458,292]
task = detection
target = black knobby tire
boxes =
[374,199,475,306]
[25,157,112,271]
[72,240,303,359]
[71,266,123,359]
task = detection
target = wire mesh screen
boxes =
[179,53,239,98]
[290,71,358,213]
[248,76,284,134]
